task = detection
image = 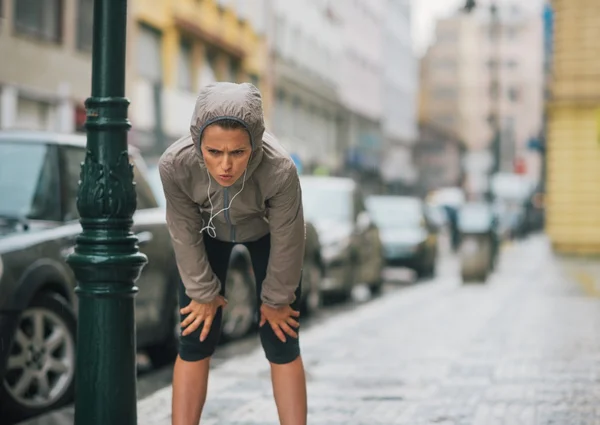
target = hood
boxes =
[190,82,265,184]
[380,227,427,246]
[311,219,353,245]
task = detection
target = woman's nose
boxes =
[221,155,233,171]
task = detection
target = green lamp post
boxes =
[66,1,147,424]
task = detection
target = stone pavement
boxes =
[137,235,600,425]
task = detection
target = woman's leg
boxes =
[245,235,307,425]
[172,236,233,425]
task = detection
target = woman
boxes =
[158,82,307,425]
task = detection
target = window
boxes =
[178,39,193,91]
[0,142,60,221]
[508,86,520,102]
[61,146,86,221]
[131,158,158,210]
[77,0,93,51]
[15,97,53,131]
[433,87,457,100]
[14,0,63,42]
[136,25,162,83]
[249,73,260,89]
[228,59,240,83]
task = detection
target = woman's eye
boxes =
[208,150,220,155]
[232,151,244,156]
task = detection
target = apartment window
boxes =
[249,74,260,90]
[16,97,53,131]
[77,0,94,52]
[433,87,457,100]
[228,59,240,83]
[136,25,162,83]
[14,0,63,42]
[177,39,193,91]
[507,86,520,102]
[435,115,455,128]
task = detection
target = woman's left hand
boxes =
[259,304,300,343]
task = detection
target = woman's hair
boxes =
[208,118,246,131]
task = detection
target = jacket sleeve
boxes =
[158,160,221,303]
[262,169,306,308]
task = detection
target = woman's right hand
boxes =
[180,296,228,341]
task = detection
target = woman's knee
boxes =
[259,327,301,364]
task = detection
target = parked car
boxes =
[366,195,438,279]
[146,166,324,321]
[0,131,180,421]
[299,176,384,299]
[458,202,499,282]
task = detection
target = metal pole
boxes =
[67,0,147,424]
[489,2,501,176]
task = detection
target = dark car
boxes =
[366,195,438,279]
[0,131,180,421]
[146,165,324,322]
[300,176,384,299]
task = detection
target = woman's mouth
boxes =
[219,174,233,181]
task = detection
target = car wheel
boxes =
[221,264,255,341]
[369,278,384,295]
[301,258,322,316]
[1,293,76,420]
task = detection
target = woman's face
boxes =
[200,125,252,187]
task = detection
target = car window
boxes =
[62,148,158,220]
[62,147,87,221]
[0,142,61,221]
[132,158,158,210]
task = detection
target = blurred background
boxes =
[3,0,600,423]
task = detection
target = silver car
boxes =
[300,176,384,300]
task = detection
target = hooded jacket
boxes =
[158,82,305,308]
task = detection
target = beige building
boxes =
[0,0,93,133]
[420,2,544,195]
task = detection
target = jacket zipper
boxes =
[223,188,235,242]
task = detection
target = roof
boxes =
[299,175,356,191]
[0,130,141,155]
[0,130,86,148]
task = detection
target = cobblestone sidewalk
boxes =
[138,236,600,425]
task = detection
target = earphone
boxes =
[199,154,251,238]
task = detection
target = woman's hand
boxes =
[259,304,300,343]
[180,296,228,341]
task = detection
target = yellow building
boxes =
[546,0,600,254]
[127,0,271,157]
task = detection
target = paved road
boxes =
[21,235,600,424]
[131,235,600,424]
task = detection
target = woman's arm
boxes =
[262,168,306,308]
[158,159,221,303]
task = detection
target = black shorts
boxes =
[178,233,301,365]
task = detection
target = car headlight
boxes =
[322,237,351,262]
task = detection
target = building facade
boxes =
[329,0,385,188]
[420,2,544,196]
[413,123,462,197]
[546,0,600,254]
[128,0,269,159]
[0,0,93,133]
[268,0,343,173]
[381,0,419,190]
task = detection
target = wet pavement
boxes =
[135,235,600,424]
[18,235,600,424]
[13,255,418,425]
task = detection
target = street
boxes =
[17,234,600,425]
